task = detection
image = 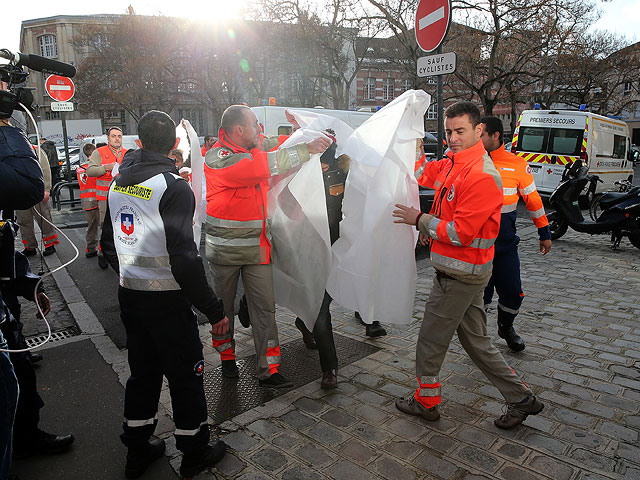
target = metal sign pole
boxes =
[62,111,70,181]
[437,45,444,160]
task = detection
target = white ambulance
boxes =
[251,106,373,136]
[511,109,633,197]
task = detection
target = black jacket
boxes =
[40,140,59,168]
[0,126,45,210]
[101,148,225,324]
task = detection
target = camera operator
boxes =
[1,83,73,479]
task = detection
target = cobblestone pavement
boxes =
[117,223,637,480]
[36,201,640,479]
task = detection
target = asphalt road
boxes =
[54,227,229,349]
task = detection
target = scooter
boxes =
[547,159,640,249]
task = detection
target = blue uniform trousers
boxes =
[483,242,524,328]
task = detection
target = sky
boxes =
[0,0,637,54]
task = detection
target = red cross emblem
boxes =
[547,169,552,175]
[218,149,231,158]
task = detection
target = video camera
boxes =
[0,48,76,118]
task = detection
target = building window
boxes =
[45,110,61,120]
[178,108,204,134]
[178,81,197,93]
[383,78,394,101]
[624,81,632,96]
[39,34,57,58]
[426,102,437,120]
[364,77,376,101]
[92,33,109,51]
[402,79,412,92]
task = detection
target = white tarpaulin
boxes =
[269,90,430,328]
[268,113,353,330]
[326,90,430,325]
[176,120,206,248]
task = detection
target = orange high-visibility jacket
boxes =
[203,130,308,265]
[95,145,127,201]
[489,145,550,246]
[417,140,503,282]
[77,164,97,211]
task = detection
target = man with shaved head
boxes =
[204,105,330,387]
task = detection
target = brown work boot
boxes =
[320,369,338,389]
[395,395,440,421]
[494,396,544,429]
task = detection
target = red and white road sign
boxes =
[415,0,451,53]
[45,75,75,102]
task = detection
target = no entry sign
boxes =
[415,0,451,53]
[45,75,75,102]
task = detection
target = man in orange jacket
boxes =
[480,116,551,352]
[86,126,127,268]
[393,102,543,429]
[204,105,331,387]
[201,135,215,158]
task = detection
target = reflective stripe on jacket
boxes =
[204,130,307,265]
[417,141,503,284]
[489,146,550,247]
[108,172,181,291]
[95,145,127,201]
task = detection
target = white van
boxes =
[251,106,373,136]
[511,110,633,196]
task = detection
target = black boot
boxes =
[179,441,227,478]
[355,312,387,338]
[13,431,75,458]
[498,324,525,352]
[125,438,166,479]
[221,360,239,378]
[295,318,317,349]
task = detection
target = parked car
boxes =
[423,132,439,159]
[59,147,81,176]
[631,144,640,165]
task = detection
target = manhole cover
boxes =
[204,333,380,424]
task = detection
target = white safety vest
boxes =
[108,172,181,291]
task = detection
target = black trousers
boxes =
[119,288,209,454]
[312,292,338,372]
[0,300,45,451]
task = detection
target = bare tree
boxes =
[256,0,384,109]
[534,32,640,116]
[73,14,196,122]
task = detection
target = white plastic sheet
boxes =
[327,90,430,325]
[177,119,206,248]
[269,90,430,328]
[268,113,353,330]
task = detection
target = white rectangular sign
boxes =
[417,52,456,77]
[51,102,74,112]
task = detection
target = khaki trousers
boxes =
[98,199,107,256]
[85,208,100,252]
[211,263,280,380]
[416,274,532,404]
[16,201,57,250]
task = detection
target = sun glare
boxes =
[181,0,250,23]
